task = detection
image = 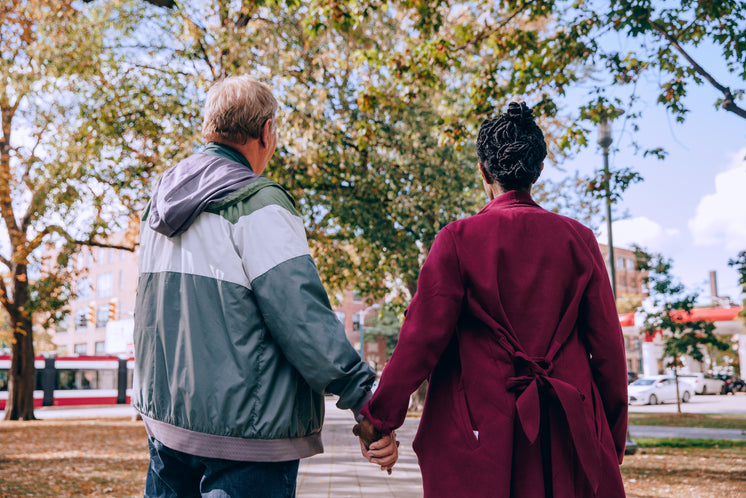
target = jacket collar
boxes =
[479,189,538,214]
[203,142,254,171]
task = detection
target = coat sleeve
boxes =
[233,194,375,411]
[361,227,465,434]
[578,232,629,463]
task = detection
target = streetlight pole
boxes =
[598,117,616,299]
[599,112,637,455]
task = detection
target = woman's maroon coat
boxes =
[361,191,628,497]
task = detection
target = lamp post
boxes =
[598,116,617,299]
[599,111,637,455]
[358,303,381,360]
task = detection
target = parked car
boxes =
[715,374,746,394]
[628,376,693,405]
[627,371,639,384]
[678,373,725,395]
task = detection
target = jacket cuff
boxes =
[351,389,373,423]
[358,398,392,435]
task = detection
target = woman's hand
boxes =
[360,432,399,473]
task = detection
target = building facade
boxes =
[52,241,138,356]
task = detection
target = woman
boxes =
[359,102,628,497]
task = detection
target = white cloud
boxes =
[597,217,681,253]
[689,148,746,251]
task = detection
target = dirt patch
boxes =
[0,417,148,497]
[622,446,746,497]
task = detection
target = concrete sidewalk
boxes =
[297,398,423,497]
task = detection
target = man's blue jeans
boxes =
[145,436,300,498]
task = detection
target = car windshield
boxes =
[632,379,656,386]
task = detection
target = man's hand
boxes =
[362,433,399,473]
[352,418,381,450]
[353,418,399,473]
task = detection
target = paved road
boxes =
[629,424,746,441]
[628,392,746,414]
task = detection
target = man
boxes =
[133,75,395,497]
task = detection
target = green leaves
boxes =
[634,247,732,379]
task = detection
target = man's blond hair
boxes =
[202,75,278,144]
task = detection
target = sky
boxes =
[544,75,746,305]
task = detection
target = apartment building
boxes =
[598,244,647,298]
[52,240,138,356]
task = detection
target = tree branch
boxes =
[454,9,522,51]
[0,275,11,310]
[650,20,746,120]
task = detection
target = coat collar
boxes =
[478,189,538,214]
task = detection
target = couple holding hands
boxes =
[133,75,628,498]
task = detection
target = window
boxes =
[56,369,108,390]
[120,249,125,260]
[352,290,362,302]
[0,370,8,391]
[56,315,69,333]
[96,304,110,329]
[97,273,112,298]
[76,278,91,301]
[74,343,87,355]
[87,251,93,267]
[56,345,68,355]
[95,341,106,355]
[75,309,88,330]
[626,258,635,271]
[119,270,124,291]
[107,248,114,263]
[616,256,625,269]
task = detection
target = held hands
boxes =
[352,418,399,474]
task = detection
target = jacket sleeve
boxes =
[578,232,629,463]
[361,227,465,434]
[233,197,375,411]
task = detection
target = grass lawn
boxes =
[1,418,745,497]
[628,412,746,430]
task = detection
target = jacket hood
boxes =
[149,153,259,237]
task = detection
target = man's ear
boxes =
[260,118,273,147]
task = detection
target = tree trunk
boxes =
[4,315,36,421]
[673,363,682,415]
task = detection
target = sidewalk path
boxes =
[297,398,423,498]
[629,425,746,441]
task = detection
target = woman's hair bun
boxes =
[505,101,532,124]
[476,101,547,191]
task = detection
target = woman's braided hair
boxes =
[476,101,547,191]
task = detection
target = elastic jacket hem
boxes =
[141,414,324,462]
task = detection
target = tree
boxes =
[364,308,402,360]
[0,1,176,420]
[634,247,731,414]
[728,250,746,324]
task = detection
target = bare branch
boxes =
[454,9,522,52]
[650,20,746,120]
[123,62,195,78]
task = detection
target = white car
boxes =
[628,376,693,405]
[677,373,725,395]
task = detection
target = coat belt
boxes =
[507,351,601,493]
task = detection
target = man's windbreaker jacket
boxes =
[133,143,375,461]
